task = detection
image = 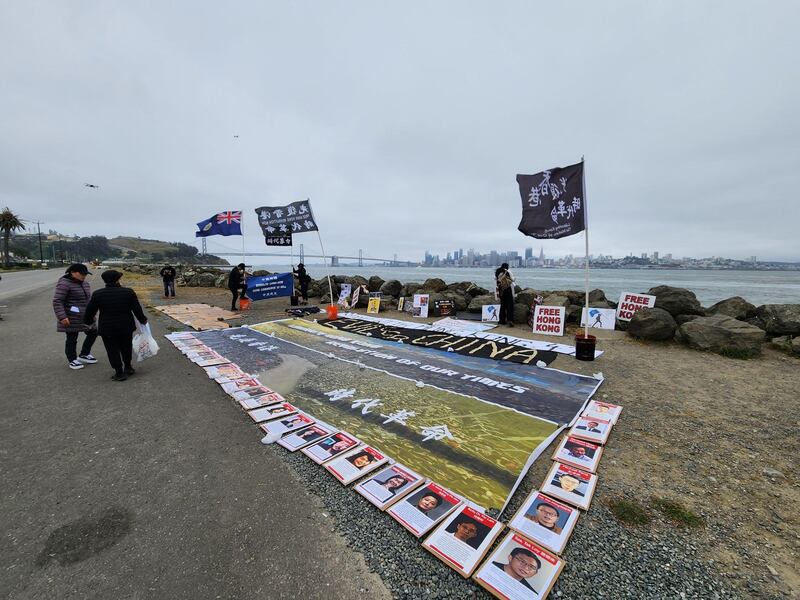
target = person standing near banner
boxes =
[83,270,148,381]
[159,264,177,298]
[52,263,99,370]
[495,263,516,327]
[293,263,310,305]
[228,263,247,311]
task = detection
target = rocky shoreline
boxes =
[122,264,800,358]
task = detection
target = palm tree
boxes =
[0,207,26,268]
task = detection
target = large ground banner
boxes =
[193,319,601,511]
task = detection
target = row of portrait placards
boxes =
[165,329,621,599]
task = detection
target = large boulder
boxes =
[439,290,469,311]
[755,304,800,336]
[421,278,447,293]
[400,282,422,297]
[648,285,704,317]
[678,314,765,356]
[515,288,540,307]
[541,294,570,309]
[588,289,608,303]
[706,296,757,320]
[368,276,385,292]
[446,281,474,294]
[465,284,490,298]
[628,307,677,341]
[467,294,497,314]
[215,274,227,288]
[379,279,403,298]
[770,336,794,353]
[513,303,530,324]
[195,272,217,287]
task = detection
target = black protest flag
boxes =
[254,200,318,246]
[516,162,585,239]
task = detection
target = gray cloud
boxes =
[1,1,798,262]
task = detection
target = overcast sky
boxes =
[1,2,798,262]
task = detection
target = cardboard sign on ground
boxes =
[532,306,565,337]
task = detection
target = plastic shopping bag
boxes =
[132,322,160,362]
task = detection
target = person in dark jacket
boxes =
[293,263,310,304]
[495,263,516,327]
[227,263,247,311]
[84,269,148,381]
[159,264,177,298]
[52,263,98,370]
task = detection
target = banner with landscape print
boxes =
[191,319,601,511]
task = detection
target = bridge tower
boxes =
[358,249,363,267]
[393,253,397,267]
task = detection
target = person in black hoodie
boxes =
[227,263,247,311]
[159,264,177,298]
[293,263,310,305]
[84,269,148,381]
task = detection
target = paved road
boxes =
[0,290,390,599]
[0,269,63,303]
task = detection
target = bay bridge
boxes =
[212,247,415,267]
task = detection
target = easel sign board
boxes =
[532,306,565,337]
[301,431,361,464]
[473,532,564,600]
[324,445,389,485]
[247,402,298,423]
[552,436,603,473]
[568,416,612,445]
[354,463,425,510]
[387,481,462,537]
[259,412,314,438]
[582,400,622,424]
[615,292,656,322]
[540,463,597,510]
[507,491,579,555]
[278,423,338,452]
[580,308,616,330]
[422,505,504,577]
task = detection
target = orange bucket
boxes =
[326,304,339,320]
[239,297,252,311]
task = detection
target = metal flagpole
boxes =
[241,211,246,266]
[307,198,334,304]
[582,156,590,339]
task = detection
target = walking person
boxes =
[227,263,247,311]
[293,263,310,305]
[83,269,148,381]
[52,263,99,370]
[495,262,516,327]
[159,264,177,298]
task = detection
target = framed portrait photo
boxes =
[259,412,314,438]
[301,431,361,464]
[540,463,597,510]
[568,416,612,445]
[387,481,462,538]
[508,491,579,555]
[220,377,263,394]
[354,463,425,510]
[324,445,389,485]
[247,402,297,424]
[422,505,504,577]
[238,391,284,411]
[552,436,603,473]
[277,423,337,452]
[581,400,622,424]
[473,532,564,600]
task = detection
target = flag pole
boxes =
[307,199,334,305]
[582,156,590,339]
[241,211,246,267]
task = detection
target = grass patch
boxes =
[718,347,759,360]
[650,497,704,528]
[607,498,650,526]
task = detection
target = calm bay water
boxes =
[254,264,799,306]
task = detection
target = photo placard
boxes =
[397,297,406,312]
[338,283,352,308]
[354,463,425,510]
[238,390,285,410]
[422,505,504,577]
[482,304,500,323]
[552,436,603,473]
[434,300,455,317]
[568,415,612,445]
[508,491,579,555]
[615,292,656,322]
[220,377,263,394]
[247,402,297,424]
[473,532,564,600]
[324,445,389,485]
[581,400,622,424]
[203,364,246,380]
[259,412,314,438]
[532,306,565,337]
[367,297,381,314]
[277,423,337,452]
[412,294,430,318]
[540,463,597,510]
[580,308,616,330]
[301,431,361,464]
[232,386,275,403]
[387,481,462,537]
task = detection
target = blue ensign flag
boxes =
[195,211,243,237]
[246,273,294,301]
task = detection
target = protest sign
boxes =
[568,415,612,445]
[615,292,656,322]
[482,304,500,323]
[338,283,352,308]
[277,423,337,452]
[532,306,565,337]
[423,505,504,577]
[302,431,361,464]
[413,294,430,318]
[324,445,389,485]
[434,300,455,317]
[552,436,603,473]
[247,402,297,423]
[582,400,622,424]
[580,308,616,330]
[387,481,462,537]
[541,463,597,510]
[246,273,294,301]
[508,491,579,555]
[355,463,425,510]
[367,296,381,314]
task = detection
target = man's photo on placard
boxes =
[443,511,491,550]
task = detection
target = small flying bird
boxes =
[84,183,99,189]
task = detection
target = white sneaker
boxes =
[68,360,85,370]
[77,354,97,364]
